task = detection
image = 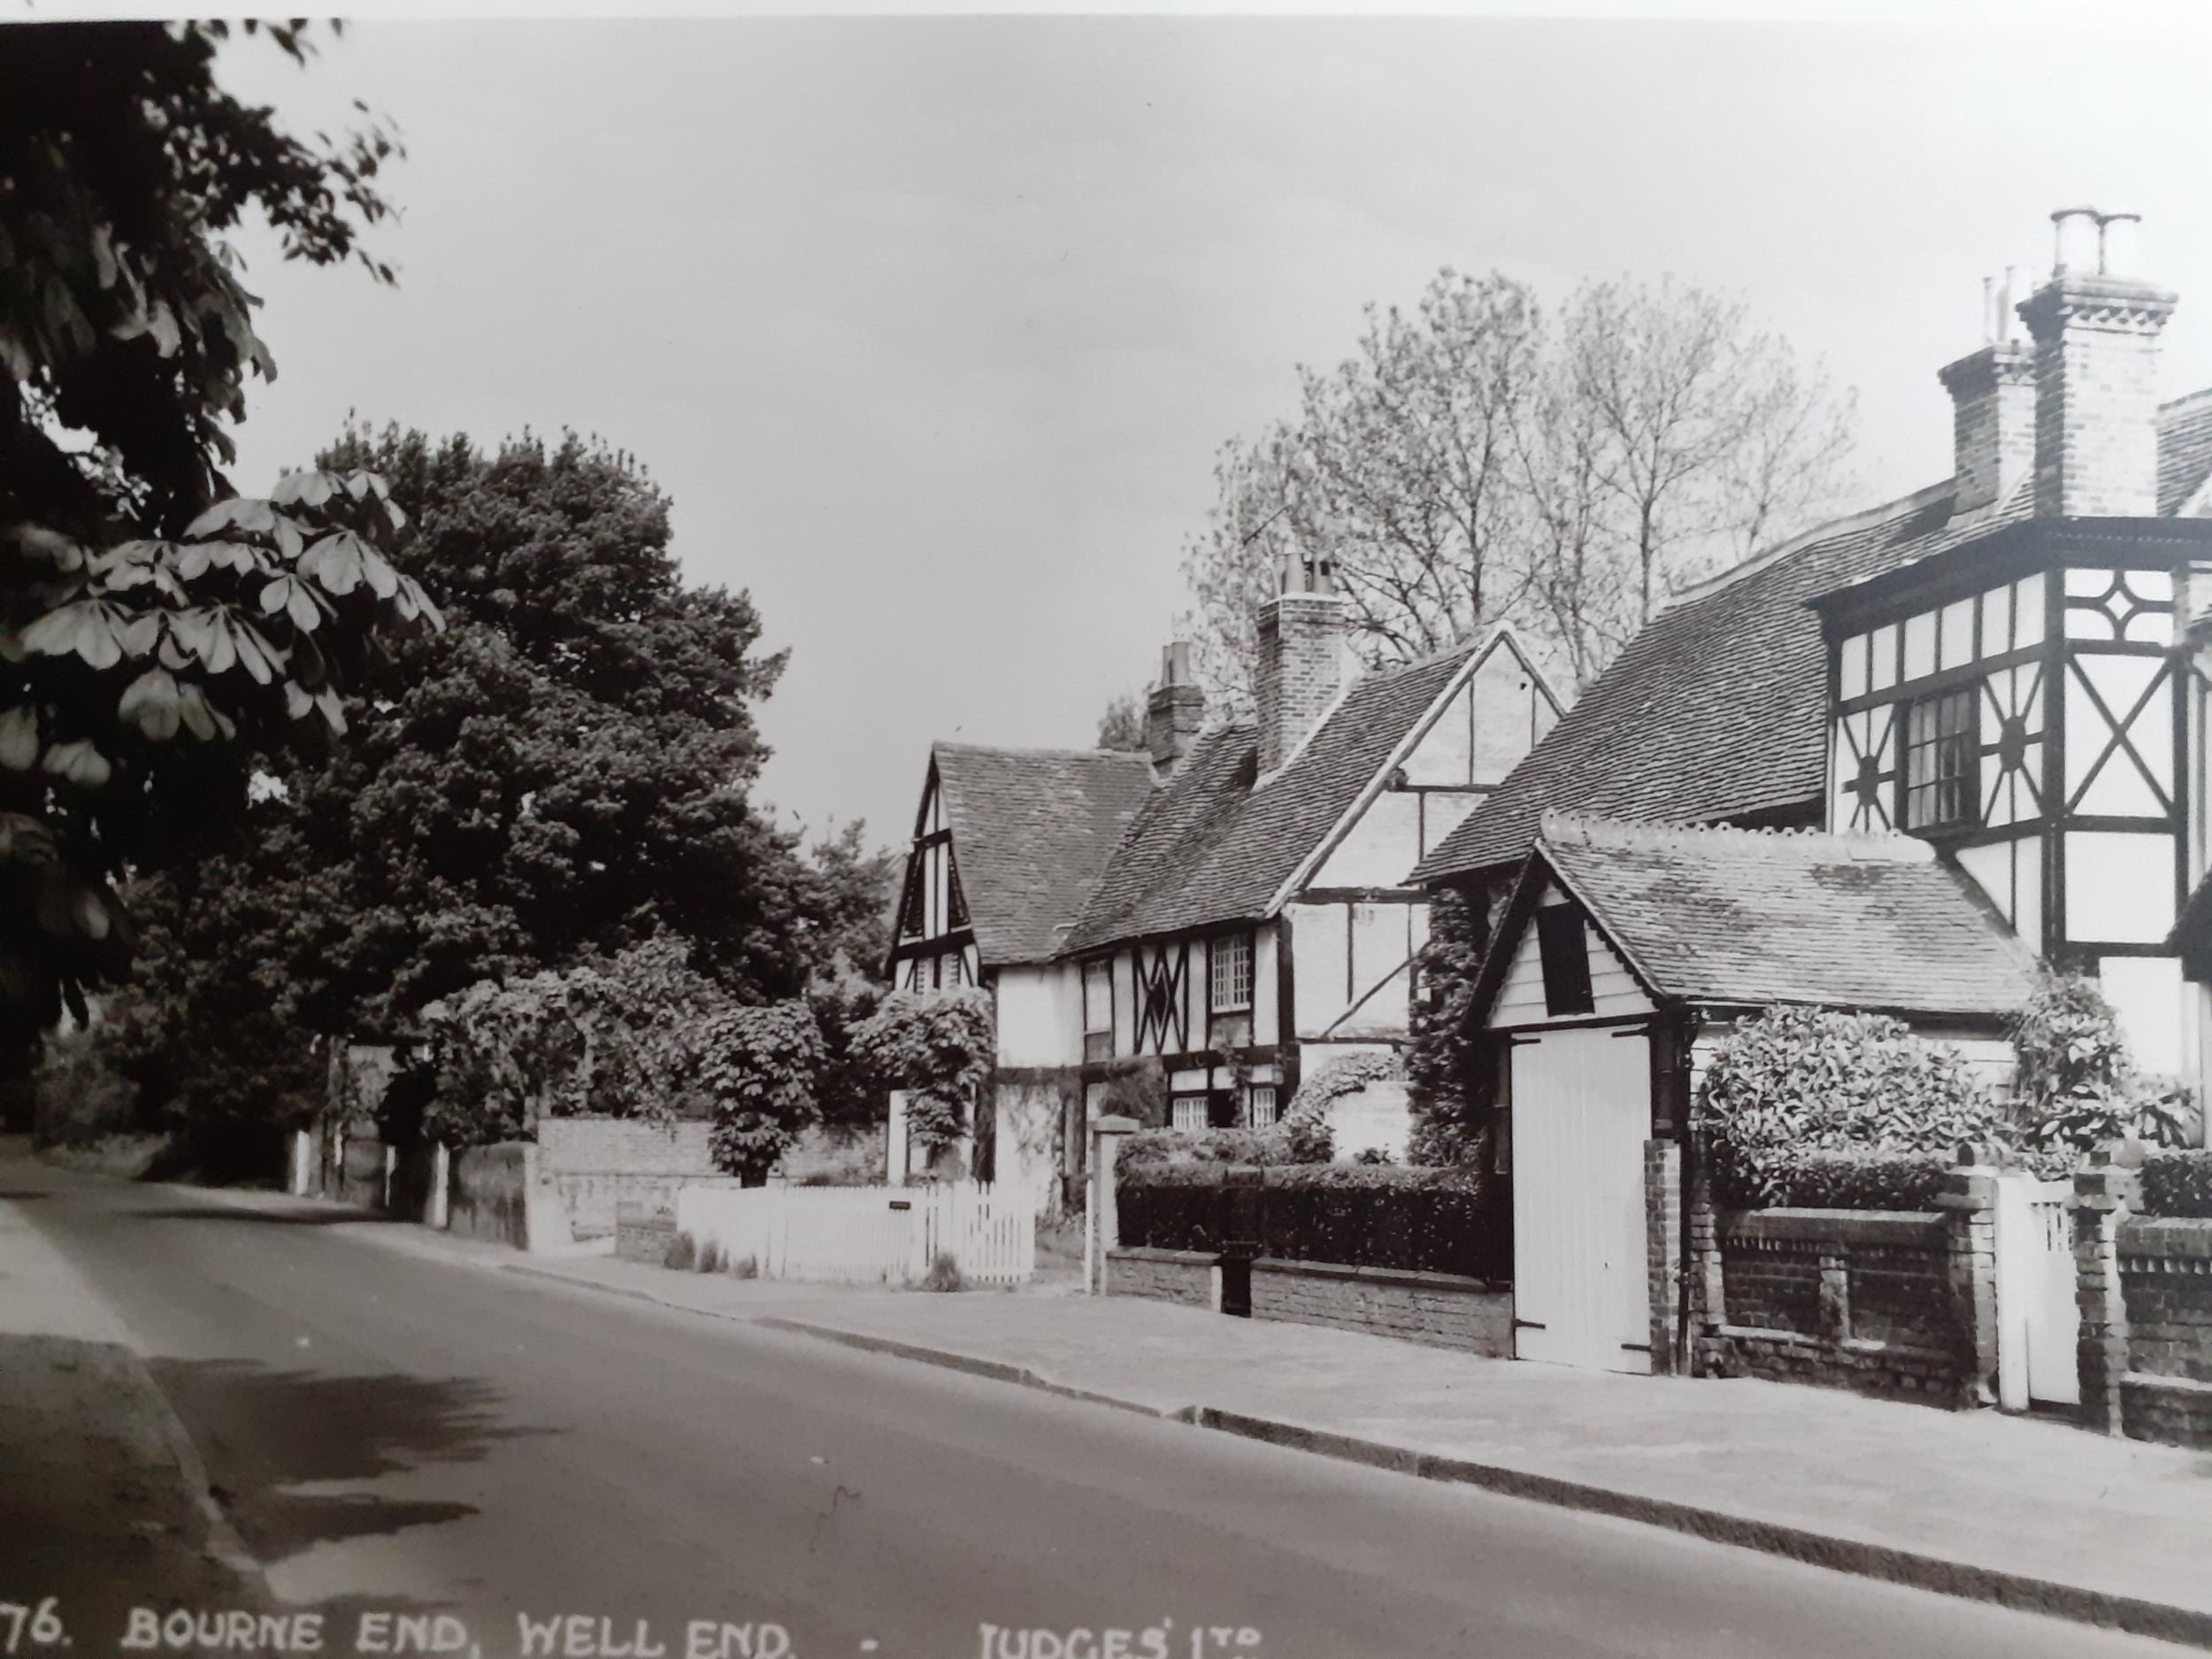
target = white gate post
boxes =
[887,1091,910,1187]
[1992,1170,2031,1411]
[428,1142,451,1230]
[1084,1114,1139,1296]
[382,1143,397,1211]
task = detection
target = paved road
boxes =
[5,1157,2192,1659]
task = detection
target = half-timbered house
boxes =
[1414,209,2212,1102]
[1056,565,1561,1138]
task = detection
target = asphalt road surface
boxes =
[5,1156,2193,1659]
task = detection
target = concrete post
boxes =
[1083,1114,1139,1296]
[428,1142,451,1230]
[1937,1152,2002,1408]
[2073,1142,2144,1437]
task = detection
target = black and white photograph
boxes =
[4,3,2212,1655]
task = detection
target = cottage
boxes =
[885,559,1561,1211]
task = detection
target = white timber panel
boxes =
[1472,646,1556,786]
[1289,902,1350,1040]
[1313,791,1423,888]
[1253,928,1280,1047]
[1336,902,1417,1039]
[1486,886,1653,1029]
[1511,1027,1653,1372]
[2099,955,2185,1080]
[1403,679,1475,785]
[1419,794,1479,863]
[995,963,1078,1068]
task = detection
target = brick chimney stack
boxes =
[1255,551,1347,776]
[1145,641,1205,779]
[2016,207,2177,518]
[1938,270,2035,514]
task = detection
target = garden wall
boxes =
[1105,1246,1215,1307]
[1692,1201,1980,1407]
[2116,1217,2212,1446]
[1248,1259,1511,1356]
[537,1117,714,1239]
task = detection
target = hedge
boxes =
[2142,1149,2212,1218]
[1121,1127,1305,1169]
[1118,1162,1509,1282]
[1729,1148,1955,1212]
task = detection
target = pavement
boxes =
[8,1149,2211,1657]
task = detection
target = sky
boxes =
[182,8,2212,854]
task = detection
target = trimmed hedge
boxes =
[1118,1162,1509,1282]
[1121,1127,1305,1169]
[2143,1149,2212,1218]
[1733,1148,1954,1212]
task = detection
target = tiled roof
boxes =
[1413,389,2212,883]
[1530,816,2040,1018]
[1061,638,1488,952]
[931,742,1155,965]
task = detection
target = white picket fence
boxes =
[673,1180,1033,1287]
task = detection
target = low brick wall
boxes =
[1249,1258,1512,1356]
[2116,1215,2212,1448]
[1105,1246,1215,1307]
[1695,1207,1971,1406]
[538,1118,715,1238]
[615,1202,678,1264]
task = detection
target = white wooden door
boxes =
[1510,1027,1653,1372]
[1993,1173,2081,1409]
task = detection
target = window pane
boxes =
[1171,1099,1208,1133]
[1904,688,1979,830]
[1210,933,1253,1010]
[1247,1086,1279,1129]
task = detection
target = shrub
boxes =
[918,1250,965,1293]
[2142,1149,2212,1218]
[695,1240,726,1274]
[664,1232,698,1271]
[1117,1161,1508,1280]
[1405,886,1489,1164]
[851,988,995,1151]
[729,1253,759,1279]
[703,999,826,1185]
[1694,1006,2004,1206]
[1122,1126,1299,1169]
[2010,974,2199,1164]
[1754,1148,1955,1211]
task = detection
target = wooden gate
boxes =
[1993,1172,2080,1409]
[1510,1027,1652,1372]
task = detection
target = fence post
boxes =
[1085,1114,1139,1296]
[382,1144,397,1212]
[2072,1141,2144,1437]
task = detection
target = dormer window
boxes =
[1903,687,1978,831]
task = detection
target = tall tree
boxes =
[1179,267,1857,702]
[1094,690,1148,752]
[1,22,411,1073]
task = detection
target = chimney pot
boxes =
[2052,206,2101,277]
[2099,211,2144,279]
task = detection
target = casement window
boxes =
[1210,933,1253,1012]
[906,956,931,992]
[1082,959,1114,1063]
[1903,687,1978,831]
[898,863,926,939]
[1246,1085,1279,1129]
[947,861,969,929]
[1534,903,1594,1018]
[1171,1097,1209,1133]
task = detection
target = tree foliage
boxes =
[1094,690,1148,752]
[1179,268,1857,705]
[1404,887,1489,1166]
[850,988,994,1151]
[2,20,407,1071]
[702,999,825,1185]
[2009,974,2197,1163]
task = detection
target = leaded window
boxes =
[1904,688,1979,831]
[1210,933,1252,1012]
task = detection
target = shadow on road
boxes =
[124,1203,398,1226]
[147,1356,557,1564]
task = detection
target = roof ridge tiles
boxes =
[1540,812,1935,865]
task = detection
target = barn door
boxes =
[1510,1027,1653,1373]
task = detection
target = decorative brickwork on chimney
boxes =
[1939,341,2035,515]
[1145,641,1205,779]
[2017,208,2177,519]
[1256,578,1347,775]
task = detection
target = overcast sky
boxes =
[203,12,2212,852]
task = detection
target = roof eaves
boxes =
[1530,834,1673,1007]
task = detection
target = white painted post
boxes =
[428,1142,451,1230]
[381,1144,396,1210]
[287,1130,309,1196]
[887,1091,910,1187]
[1084,1114,1139,1296]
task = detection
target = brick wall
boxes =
[1644,1141,1682,1373]
[1693,1202,1977,1407]
[2020,278,2176,518]
[1105,1246,1215,1307]
[538,1117,715,1175]
[2116,1216,2212,1448]
[615,1202,677,1265]
[1248,1259,1512,1356]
